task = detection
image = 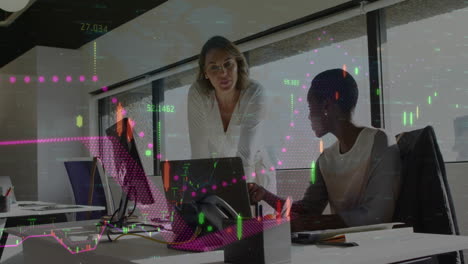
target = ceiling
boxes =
[0,0,167,67]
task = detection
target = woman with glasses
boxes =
[188,36,276,213]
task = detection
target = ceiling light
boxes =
[0,0,30,12]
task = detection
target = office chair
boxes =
[64,158,109,220]
[394,126,464,264]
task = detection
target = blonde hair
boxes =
[196,36,249,93]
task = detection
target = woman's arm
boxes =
[249,160,343,231]
[251,174,345,231]
[288,161,347,231]
[249,159,329,214]
[236,83,273,189]
[187,83,209,159]
[294,160,329,215]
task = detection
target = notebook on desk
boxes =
[291,222,404,244]
[18,203,46,208]
[28,205,83,211]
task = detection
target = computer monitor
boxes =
[105,117,154,227]
[161,157,252,250]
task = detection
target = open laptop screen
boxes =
[161,157,252,219]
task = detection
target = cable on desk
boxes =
[104,220,172,242]
[106,222,168,234]
[135,223,171,232]
[127,199,137,218]
[109,226,202,245]
[107,205,120,223]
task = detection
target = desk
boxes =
[7,220,468,264]
[0,201,105,260]
[0,201,105,218]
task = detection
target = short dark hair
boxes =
[196,36,249,93]
[307,69,358,114]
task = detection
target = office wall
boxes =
[35,47,89,203]
[83,0,351,93]
[0,46,93,203]
[0,49,38,200]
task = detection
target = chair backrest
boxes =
[64,158,110,220]
[395,126,463,264]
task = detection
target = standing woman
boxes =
[187,36,276,211]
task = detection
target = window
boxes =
[248,14,370,169]
[381,0,468,259]
[97,14,372,174]
[161,68,197,161]
[382,0,468,162]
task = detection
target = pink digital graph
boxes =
[2,75,99,84]
[0,136,289,253]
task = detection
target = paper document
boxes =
[29,205,83,211]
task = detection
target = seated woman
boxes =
[249,68,401,231]
[188,36,276,213]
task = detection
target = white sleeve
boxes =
[299,159,329,215]
[236,83,276,192]
[187,83,209,159]
[236,84,265,173]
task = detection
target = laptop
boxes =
[160,157,252,251]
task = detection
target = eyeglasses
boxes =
[206,60,236,74]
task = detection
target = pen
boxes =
[5,187,12,197]
[322,234,346,243]
[315,241,359,247]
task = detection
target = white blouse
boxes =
[187,79,277,200]
[320,128,378,214]
[300,127,401,226]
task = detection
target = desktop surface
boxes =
[0,201,105,218]
[8,220,468,264]
[7,220,225,264]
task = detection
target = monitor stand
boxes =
[106,190,161,235]
[165,204,224,252]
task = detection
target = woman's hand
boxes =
[248,183,267,204]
